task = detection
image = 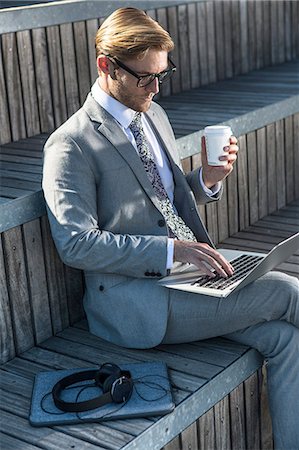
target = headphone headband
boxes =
[52,364,133,413]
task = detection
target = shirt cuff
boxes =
[166,238,174,269]
[199,168,221,196]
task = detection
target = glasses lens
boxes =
[138,75,156,88]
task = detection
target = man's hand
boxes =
[174,240,234,278]
[201,135,239,189]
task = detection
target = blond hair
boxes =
[95,7,174,60]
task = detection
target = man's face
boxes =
[107,49,169,112]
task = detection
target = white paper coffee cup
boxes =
[204,125,232,166]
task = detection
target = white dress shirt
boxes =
[91,80,220,268]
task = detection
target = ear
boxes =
[97,55,116,79]
[97,55,110,74]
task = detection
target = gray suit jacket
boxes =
[43,93,221,348]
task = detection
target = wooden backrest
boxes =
[1,0,298,145]
[1,112,298,364]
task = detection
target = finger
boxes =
[194,248,233,278]
[229,136,238,144]
[201,246,234,274]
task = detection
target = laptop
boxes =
[159,232,299,298]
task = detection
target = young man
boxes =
[43,8,299,449]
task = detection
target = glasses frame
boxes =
[108,56,176,87]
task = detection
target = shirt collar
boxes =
[91,79,136,129]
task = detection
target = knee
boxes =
[266,271,299,298]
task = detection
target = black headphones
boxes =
[52,363,133,413]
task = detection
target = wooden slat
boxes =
[247,130,259,224]
[178,4,191,92]
[32,27,55,132]
[16,30,40,137]
[46,25,68,128]
[229,383,246,449]
[0,39,11,145]
[86,18,99,85]
[60,22,80,116]
[197,1,209,85]
[23,219,53,343]
[247,0,256,72]
[293,113,299,200]
[167,6,180,94]
[256,127,268,218]
[275,119,286,210]
[266,123,277,213]
[223,0,233,79]
[187,2,200,89]
[205,1,217,83]
[2,226,35,353]
[237,135,249,231]
[262,1,271,67]
[40,215,70,334]
[0,236,15,363]
[1,32,26,142]
[214,0,225,81]
[73,21,91,105]
[239,0,249,74]
[244,372,260,450]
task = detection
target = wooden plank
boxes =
[244,372,261,450]
[217,178,229,242]
[266,123,277,213]
[0,236,15,363]
[0,433,41,450]
[227,157,239,237]
[262,1,271,67]
[0,38,11,145]
[277,1,285,64]
[255,0,264,69]
[270,0,279,65]
[293,113,299,199]
[247,131,259,224]
[231,0,241,76]
[23,219,53,343]
[86,18,99,85]
[60,22,80,116]
[214,396,231,449]
[16,30,40,137]
[259,365,273,450]
[229,383,246,450]
[180,421,198,450]
[247,0,256,72]
[205,202,218,245]
[1,32,26,142]
[223,0,233,79]
[256,127,268,218]
[163,435,181,450]
[40,216,70,334]
[197,1,209,85]
[198,407,215,449]
[73,21,91,105]
[178,4,190,91]
[275,119,286,210]
[239,0,249,74]
[291,0,299,59]
[237,135,249,231]
[284,0,292,62]
[187,2,200,89]
[214,0,225,81]
[157,8,171,97]
[205,1,217,83]
[2,226,34,354]
[167,6,180,94]
[46,25,68,128]
[32,27,55,133]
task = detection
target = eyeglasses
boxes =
[108,56,176,88]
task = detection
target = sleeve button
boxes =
[99,285,105,291]
[158,219,165,227]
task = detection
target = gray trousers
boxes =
[161,271,299,450]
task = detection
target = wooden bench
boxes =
[1,1,299,448]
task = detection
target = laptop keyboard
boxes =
[191,254,264,290]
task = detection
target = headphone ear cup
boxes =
[111,377,133,403]
[102,373,120,393]
[96,363,122,390]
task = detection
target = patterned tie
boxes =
[129,112,196,241]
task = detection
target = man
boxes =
[43,8,299,449]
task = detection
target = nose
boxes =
[146,76,160,95]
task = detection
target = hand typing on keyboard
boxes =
[173,241,234,278]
